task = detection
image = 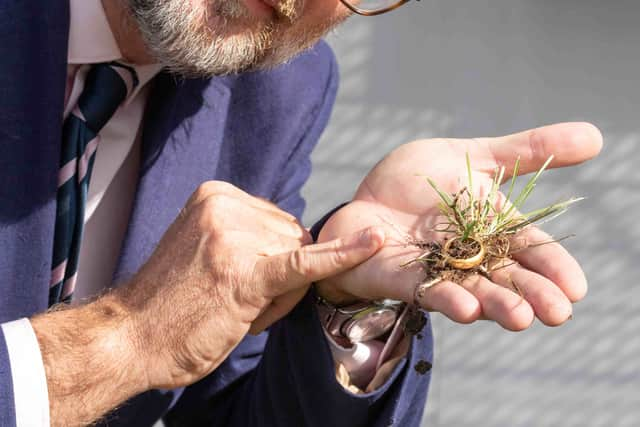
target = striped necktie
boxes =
[49,62,138,306]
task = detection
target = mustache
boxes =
[274,0,305,22]
[212,0,305,24]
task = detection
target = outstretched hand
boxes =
[316,122,603,331]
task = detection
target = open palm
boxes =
[316,123,603,330]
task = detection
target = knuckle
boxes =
[192,181,236,204]
[209,180,235,194]
[255,196,278,208]
[329,239,350,268]
[193,181,217,202]
[200,194,235,228]
[527,129,551,162]
[197,194,234,230]
[203,193,232,213]
[194,205,217,231]
[288,249,314,279]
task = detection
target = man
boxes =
[0,0,602,426]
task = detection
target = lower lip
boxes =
[261,0,281,7]
[243,0,277,18]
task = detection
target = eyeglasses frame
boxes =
[339,0,413,16]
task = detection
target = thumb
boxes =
[472,122,603,178]
[258,226,385,297]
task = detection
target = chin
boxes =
[129,0,347,77]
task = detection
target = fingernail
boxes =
[359,228,372,244]
[361,227,385,247]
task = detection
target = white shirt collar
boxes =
[68,0,162,100]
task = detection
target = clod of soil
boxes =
[414,360,432,375]
[403,306,428,336]
[444,236,481,259]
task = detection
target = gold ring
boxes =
[443,237,486,270]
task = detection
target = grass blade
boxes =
[427,178,453,206]
[504,155,554,219]
[466,153,475,222]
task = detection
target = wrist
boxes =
[31,294,148,426]
[91,293,151,394]
[310,202,355,307]
[314,279,361,306]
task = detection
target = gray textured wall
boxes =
[301,1,640,426]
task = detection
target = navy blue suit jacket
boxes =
[0,1,433,426]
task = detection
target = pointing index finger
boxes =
[259,227,386,296]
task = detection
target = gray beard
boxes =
[126,0,327,77]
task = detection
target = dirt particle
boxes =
[403,306,428,336]
[414,360,432,375]
[445,236,482,259]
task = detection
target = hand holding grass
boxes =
[316,122,603,331]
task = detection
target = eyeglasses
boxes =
[339,0,413,16]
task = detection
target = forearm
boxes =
[30,294,148,427]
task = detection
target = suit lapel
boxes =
[114,75,233,282]
[0,1,69,319]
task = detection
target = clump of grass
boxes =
[405,153,581,294]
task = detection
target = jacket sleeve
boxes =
[0,328,17,427]
[164,42,434,427]
[166,293,433,427]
